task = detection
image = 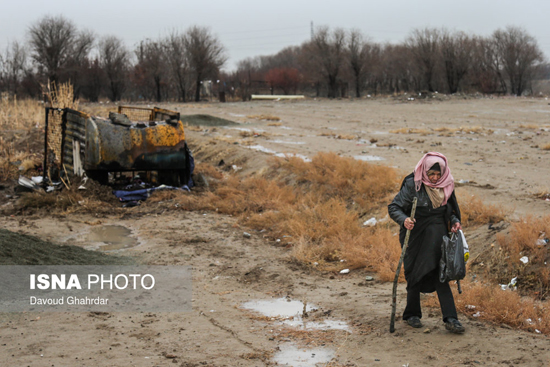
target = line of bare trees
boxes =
[0,16,547,102]
[227,25,547,99]
[0,15,226,102]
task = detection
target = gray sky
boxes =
[1,0,549,71]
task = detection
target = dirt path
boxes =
[1,210,549,366]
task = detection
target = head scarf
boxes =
[413,152,454,206]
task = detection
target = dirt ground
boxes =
[1,96,550,366]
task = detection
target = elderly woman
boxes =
[388,152,465,334]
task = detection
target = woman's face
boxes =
[427,171,441,184]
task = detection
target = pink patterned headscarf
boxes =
[413,152,455,205]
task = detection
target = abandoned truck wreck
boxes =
[43,106,194,186]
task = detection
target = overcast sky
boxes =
[1,0,549,71]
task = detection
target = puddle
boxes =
[353,155,384,161]
[273,345,334,367]
[243,298,351,332]
[87,225,138,251]
[242,298,317,318]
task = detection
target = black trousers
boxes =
[403,279,458,322]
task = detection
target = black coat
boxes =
[388,173,461,291]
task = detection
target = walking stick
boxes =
[390,197,418,333]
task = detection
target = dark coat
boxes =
[388,173,461,291]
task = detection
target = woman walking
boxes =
[388,152,465,333]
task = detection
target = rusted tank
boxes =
[44,106,193,185]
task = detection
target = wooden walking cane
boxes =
[390,196,418,333]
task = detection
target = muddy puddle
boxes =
[242,298,316,317]
[242,298,351,331]
[86,225,138,251]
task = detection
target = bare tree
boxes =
[234,57,261,100]
[468,36,506,93]
[98,35,130,101]
[164,31,190,102]
[135,39,165,102]
[28,15,94,85]
[406,28,441,92]
[440,30,473,93]
[0,41,28,95]
[185,26,226,102]
[304,26,347,98]
[493,26,544,96]
[348,29,370,98]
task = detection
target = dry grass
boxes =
[17,191,83,210]
[531,188,550,200]
[0,94,44,129]
[390,128,431,135]
[267,122,282,127]
[458,192,509,227]
[239,130,268,138]
[172,152,403,274]
[541,143,550,150]
[273,153,398,212]
[434,126,493,135]
[519,123,539,129]
[425,279,550,334]
[497,215,550,267]
[318,132,357,140]
[247,114,281,121]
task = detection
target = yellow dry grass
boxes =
[541,143,550,150]
[267,122,282,126]
[247,114,281,121]
[239,130,269,138]
[389,128,431,135]
[458,192,509,227]
[425,278,550,334]
[318,132,357,140]
[497,215,550,266]
[0,94,44,129]
[434,126,493,135]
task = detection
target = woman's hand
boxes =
[451,222,462,233]
[404,217,415,230]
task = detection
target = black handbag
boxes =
[439,232,466,283]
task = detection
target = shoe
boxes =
[445,318,465,334]
[406,316,423,328]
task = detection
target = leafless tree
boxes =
[305,26,347,98]
[135,39,165,102]
[469,36,507,94]
[440,30,473,93]
[493,26,544,96]
[406,28,441,92]
[234,57,261,100]
[164,31,190,102]
[347,29,370,98]
[0,41,28,95]
[98,35,129,101]
[28,15,94,85]
[184,26,227,102]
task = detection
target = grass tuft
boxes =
[458,192,509,227]
[247,114,281,121]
